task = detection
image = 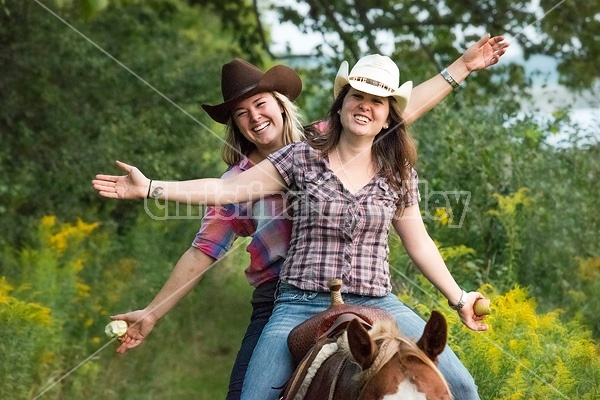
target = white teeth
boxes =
[355,115,369,123]
[253,122,269,132]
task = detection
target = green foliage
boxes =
[92,245,253,399]
[0,277,54,399]
[0,0,234,246]
[0,216,113,398]
[487,187,533,283]
[399,283,600,399]
[1,0,599,398]
[1,212,252,399]
[272,0,600,89]
[0,2,269,396]
[80,0,109,19]
[189,0,268,63]
[567,257,600,338]
[463,285,600,399]
[412,94,599,329]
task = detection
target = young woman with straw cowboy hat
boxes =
[97,34,508,399]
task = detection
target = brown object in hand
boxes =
[473,298,491,315]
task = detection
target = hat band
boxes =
[349,76,395,93]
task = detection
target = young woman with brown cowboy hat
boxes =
[97,34,508,399]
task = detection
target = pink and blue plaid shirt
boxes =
[192,156,293,287]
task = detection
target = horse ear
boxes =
[416,310,448,363]
[347,318,377,369]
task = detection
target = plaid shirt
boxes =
[192,156,292,287]
[267,141,420,297]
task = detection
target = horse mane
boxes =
[342,319,451,394]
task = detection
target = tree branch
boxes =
[252,0,275,59]
[312,0,361,60]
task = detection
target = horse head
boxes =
[348,311,451,400]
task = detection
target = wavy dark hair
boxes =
[308,85,417,192]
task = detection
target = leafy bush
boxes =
[0,216,112,398]
[464,285,600,399]
[415,99,600,336]
[0,278,54,399]
[0,0,235,246]
[1,212,251,399]
[567,257,600,338]
[399,282,600,399]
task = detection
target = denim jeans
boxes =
[241,282,480,400]
[226,278,277,400]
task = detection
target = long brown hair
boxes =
[309,85,417,192]
[221,92,305,166]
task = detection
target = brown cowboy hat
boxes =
[202,58,302,124]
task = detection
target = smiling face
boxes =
[233,92,285,155]
[340,88,390,139]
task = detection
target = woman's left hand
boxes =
[458,291,490,331]
[462,34,510,72]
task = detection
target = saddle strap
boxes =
[281,337,336,400]
[327,355,350,400]
[321,313,372,339]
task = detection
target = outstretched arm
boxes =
[93,159,285,205]
[392,204,489,331]
[404,34,510,124]
[112,247,214,353]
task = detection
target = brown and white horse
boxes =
[281,280,452,400]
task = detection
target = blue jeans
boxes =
[226,279,277,400]
[241,282,480,400]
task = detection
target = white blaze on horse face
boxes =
[381,379,427,400]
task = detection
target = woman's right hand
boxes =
[110,309,158,354]
[92,160,150,200]
[457,292,490,332]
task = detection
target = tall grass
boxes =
[0,215,252,399]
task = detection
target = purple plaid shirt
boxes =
[267,141,420,297]
[192,156,292,287]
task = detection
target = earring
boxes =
[384,125,389,129]
[337,109,341,115]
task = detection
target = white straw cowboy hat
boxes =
[333,54,412,112]
[202,58,302,124]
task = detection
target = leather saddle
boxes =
[287,279,395,365]
[281,279,395,400]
